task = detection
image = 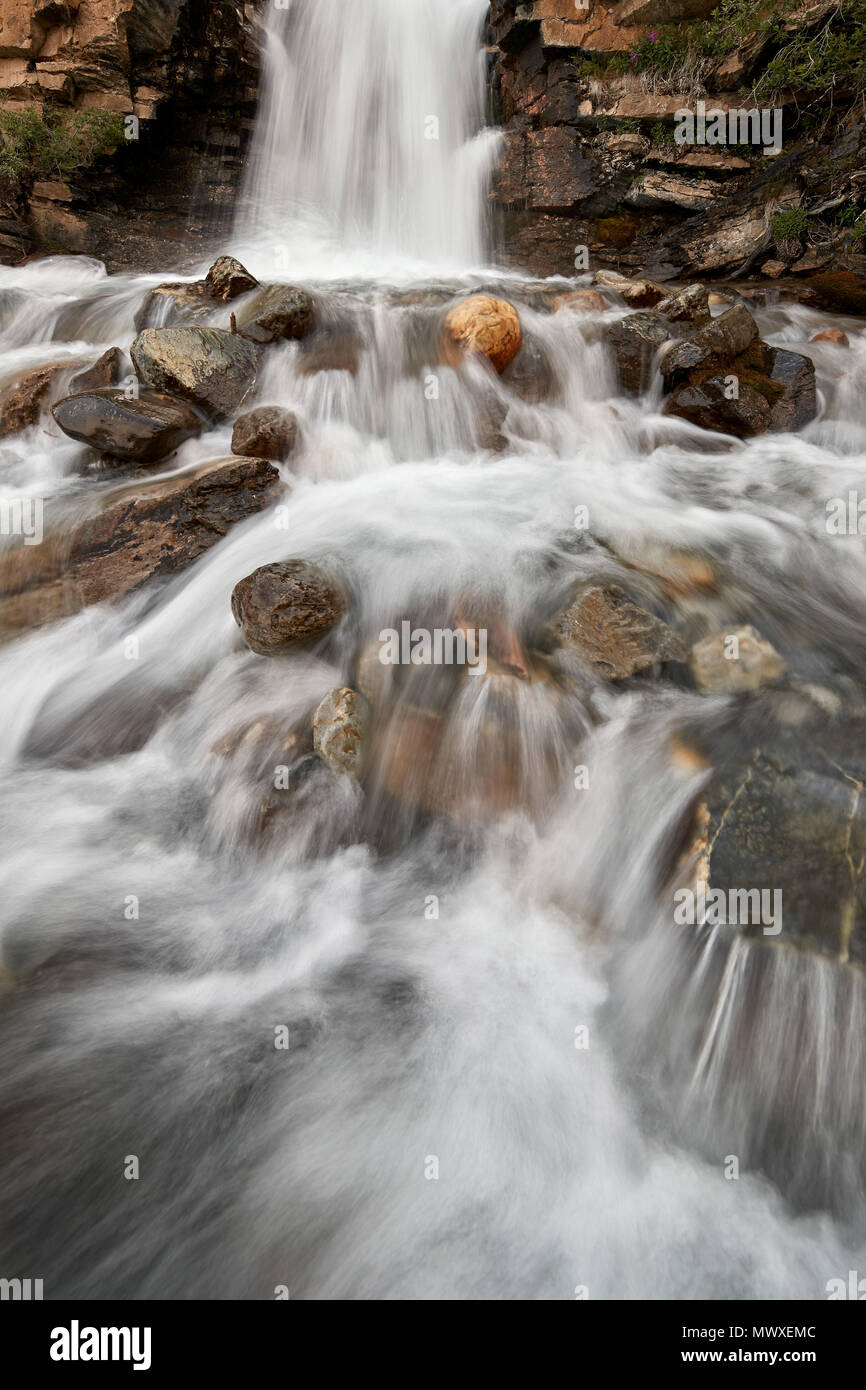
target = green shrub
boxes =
[770,207,808,240]
[0,107,125,183]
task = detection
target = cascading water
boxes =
[1,0,866,1301]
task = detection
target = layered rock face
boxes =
[0,0,261,268]
[487,0,866,281]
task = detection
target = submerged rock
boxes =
[133,281,214,332]
[0,457,281,636]
[130,327,259,418]
[810,329,849,347]
[0,362,81,438]
[204,256,258,301]
[605,311,669,396]
[231,560,346,655]
[557,584,685,680]
[236,284,316,344]
[551,287,607,314]
[443,294,522,373]
[231,406,298,462]
[313,686,369,778]
[690,625,786,694]
[663,377,773,438]
[51,388,203,463]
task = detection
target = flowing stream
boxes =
[1,0,866,1299]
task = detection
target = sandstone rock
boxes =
[659,305,759,379]
[443,294,522,374]
[557,584,685,680]
[134,281,214,332]
[656,284,710,324]
[231,406,298,462]
[619,279,668,309]
[236,284,316,344]
[551,288,607,313]
[525,127,596,208]
[204,256,258,301]
[130,327,259,418]
[626,172,718,214]
[810,329,849,347]
[761,258,787,279]
[0,361,81,438]
[68,347,124,395]
[0,457,281,637]
[51,389,203,463]
[312,687,369,778]
[790,247,831,274]
[594,270,631,288]
[690,625,786,694]
[230,560,346,656]
[678,210,768,276]
[605,311,670,395]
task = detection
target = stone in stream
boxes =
[659,305,759,380]
[663,376,774,438]
[690,625,786,694]
[443,294,522,373]
[133,281,215,332]
[557,584,685,680]
[130,327,259,418]
[51,388,203,463]
[551,288,607,314]
[763,346,817,432]
[68,347,124,395]
[231,560,346,656]
[204,256,259,301]
[312,687,369,778]
[810,329,849,347]
[231,406,298,462]
[0,361,84,438]
[605,311,670,396]
[236,284,316,344]
[655,284,711,325]
[0,457,281,637]
[618,279,668,309]
[686,725,866,966]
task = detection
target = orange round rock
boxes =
[810,329,849,347]
[443,295,521,373]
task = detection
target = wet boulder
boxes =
[656,284,711,325]
[130,327,259,418]
[51,388,203,463]
[556,584,685,679]
[659,305,759,381]
[551,288,607,314]
[663,377,772,438]
[231,406,298,462]
[236,284,316,344]
[618,280,668,309]
[764,347,817,432]
[0,457,281,636]
[68,347,124,395]
[133,281,214,332]
[231,560,346,656]
[810,329,849,347]
[605,311,670,396]
[312,686,369,778]
[443,294,522,374]
[204,256,258,302]
[0,361,82,438]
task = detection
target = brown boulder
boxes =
[557,584,685,679]
[659,305,759,380]
[231,406,298,462]
[204,256,258,301]
[130,327,259,419]
[133,281,214,332]
[656,284,711,324]
[236,285,316,344]
[443,295,522,373]
[51,389,203,463]
[0,457,281,638]
[605,311,670,395]
[68,348,124,395]
[0,362,79,438]
[806,270,866,315]
[231,560,346,656]
[810,329,849,347]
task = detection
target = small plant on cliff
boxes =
[0,107,125,183]
[753,0,866,104]
[770,207,808,242]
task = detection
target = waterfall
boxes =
[232,0,497,277]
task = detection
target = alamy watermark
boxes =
[674,101,782,156]
[378,621,487,675]
[674,882,782,935]
[0,497,43,545]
